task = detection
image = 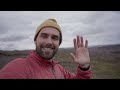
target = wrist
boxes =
[79,64,90,71]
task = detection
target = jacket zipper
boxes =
[52,66,56,79]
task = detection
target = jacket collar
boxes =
[28,50,59,67]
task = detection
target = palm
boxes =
[71,36,90,65]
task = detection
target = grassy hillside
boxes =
[0,44,120,79]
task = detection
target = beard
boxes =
[35,43,58,60]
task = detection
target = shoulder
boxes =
[0,58,30,79]
[0,58,28,72]
[6,58,27,66]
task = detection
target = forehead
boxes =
[39,27,60,36]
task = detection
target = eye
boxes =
[40,33,48,39]
[52,35,59,41]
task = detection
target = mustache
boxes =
[40,44,55,49]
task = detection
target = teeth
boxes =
[43,48,53,51]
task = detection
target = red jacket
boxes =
[0,51,92,79]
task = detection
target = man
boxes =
[0,18,92,79]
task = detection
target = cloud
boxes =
[0,44,17,51]
[0,11,120,50]
[0,35,29,42]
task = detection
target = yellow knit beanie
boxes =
[34,18,62,45]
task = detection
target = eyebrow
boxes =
[40,33,48,35]
[40,33,59,37]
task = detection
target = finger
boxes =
[73,38,77,50]
[81,36,84,47]
[85,40,88,48]
[70,53,75,61]
[77,35,80,47]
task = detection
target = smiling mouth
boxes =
[42,48,54,51]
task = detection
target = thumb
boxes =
[70,53,75,61]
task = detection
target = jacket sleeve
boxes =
[60,65,92,79]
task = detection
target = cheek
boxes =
[36,38,44,45]
[35,41,41,47]
[54,42,60,48]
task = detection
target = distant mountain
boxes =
[0,44,120,56]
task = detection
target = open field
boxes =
[0,44,120,79]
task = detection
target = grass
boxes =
[0,44,120,79]
[53,45,120,79]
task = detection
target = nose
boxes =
[46,37,53,44]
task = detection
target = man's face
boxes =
[35,27,60,60]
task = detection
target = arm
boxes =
[61,65,92,79]
[63,35,92,79]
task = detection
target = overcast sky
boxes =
[0,11,120,50]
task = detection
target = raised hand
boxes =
[70,35,90,68]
